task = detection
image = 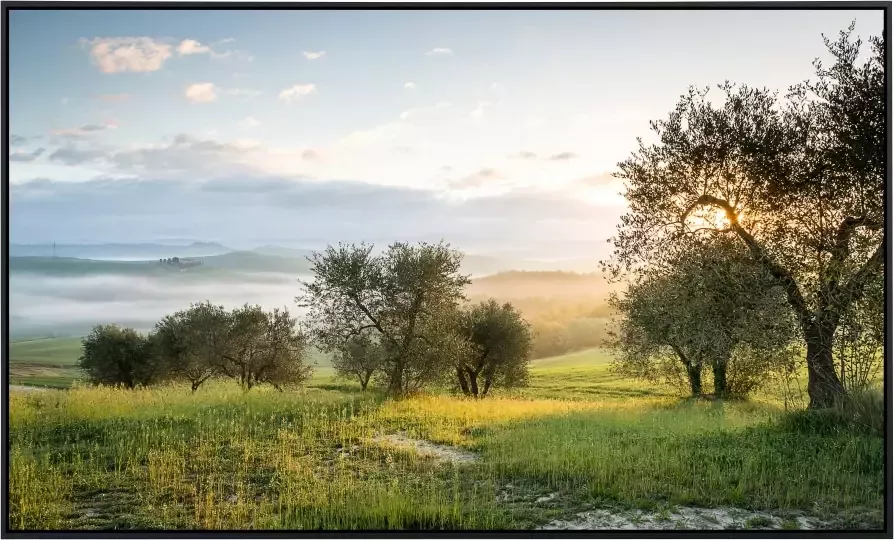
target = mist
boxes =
[9,272,312,338]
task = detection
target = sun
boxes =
[685,206,736,231]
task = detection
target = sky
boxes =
[7,8,884,259]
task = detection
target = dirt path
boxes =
[538,506,824,530]
[9,385,49,393]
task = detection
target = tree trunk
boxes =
[455,367,471,396]
[360,373,370,391]
[711,358,727,398]
[671,344,701,397]
[468,372,480,398]
[388,365,404,396]
[481,378,492,397]
[805,323,845,409]
[686,363,702,397]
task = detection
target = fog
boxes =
[9,272,313,338]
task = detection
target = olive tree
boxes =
[454,299,533,398]
[605,27,883,408]
[298,241,470,396]
[78,325,159,388]
[218,305,312,391]
[154,302,230,392]
[330,331,386,391]
[610,238,797,398]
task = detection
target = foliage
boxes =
[299,241,470,396]
[833,272,883,393]
[610,238,797,398]
[217,305,312,391]
[330,331,386,390]
[604,26,884,408]
[155,302,230,392]
[77,325,159,389]
[453,299,533,397]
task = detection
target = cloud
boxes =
[51,123,117,138]
[548,152,578,161]
[449,168,504,189]
[177,39,211,56]
[177,38,245,60]
[512,151,538,159]
[48,146,108,166]
[82,37,173,73]
[279,84,317,103]
[9,148,45,162]
[404,82,417,90]
[10,135,29,146]
[109,134,258,175]
[185,83,217,103]
[425,47,453,56]
[303,51,326,60]
[95,93,131,103]
[10,177,622,262]
[239,116,261,128]
[301,149,321,162]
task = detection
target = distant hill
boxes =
[467,270,617,300]
[8,256,169,277]
[199,251,312,273]
[10,242,233,260]
[9,251,313,278]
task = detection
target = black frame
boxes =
[2,2,891,539]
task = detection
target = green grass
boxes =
[10,337,84,365]
[8,337,336,390]
[9,338,85,389]
[8,350,884,531]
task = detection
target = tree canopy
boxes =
[605,26,884,408]
[299,241,470,396]
[454,299,533,397]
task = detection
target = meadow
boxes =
[8,348,884,531]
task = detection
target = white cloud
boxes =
[303,51,326,60]
[239,116,260,128]
[51,122,117,138]
[404,82,417,90]
[279,84,317,103]
[177,38,246,60]
[177,39,211,56]
[82,37,173,73]
[426,47,453,56]
[185,83,218,104]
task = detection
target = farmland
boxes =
[8,348,884,531]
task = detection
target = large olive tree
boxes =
[605,26,883,408]
[298,241,470,396]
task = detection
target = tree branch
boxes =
[682,195,813,330]
[833,240,884,316]
[822,215,883,307]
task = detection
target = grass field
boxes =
[8,337,336,388]
[9,338,85,389]
[7,347,884,531]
